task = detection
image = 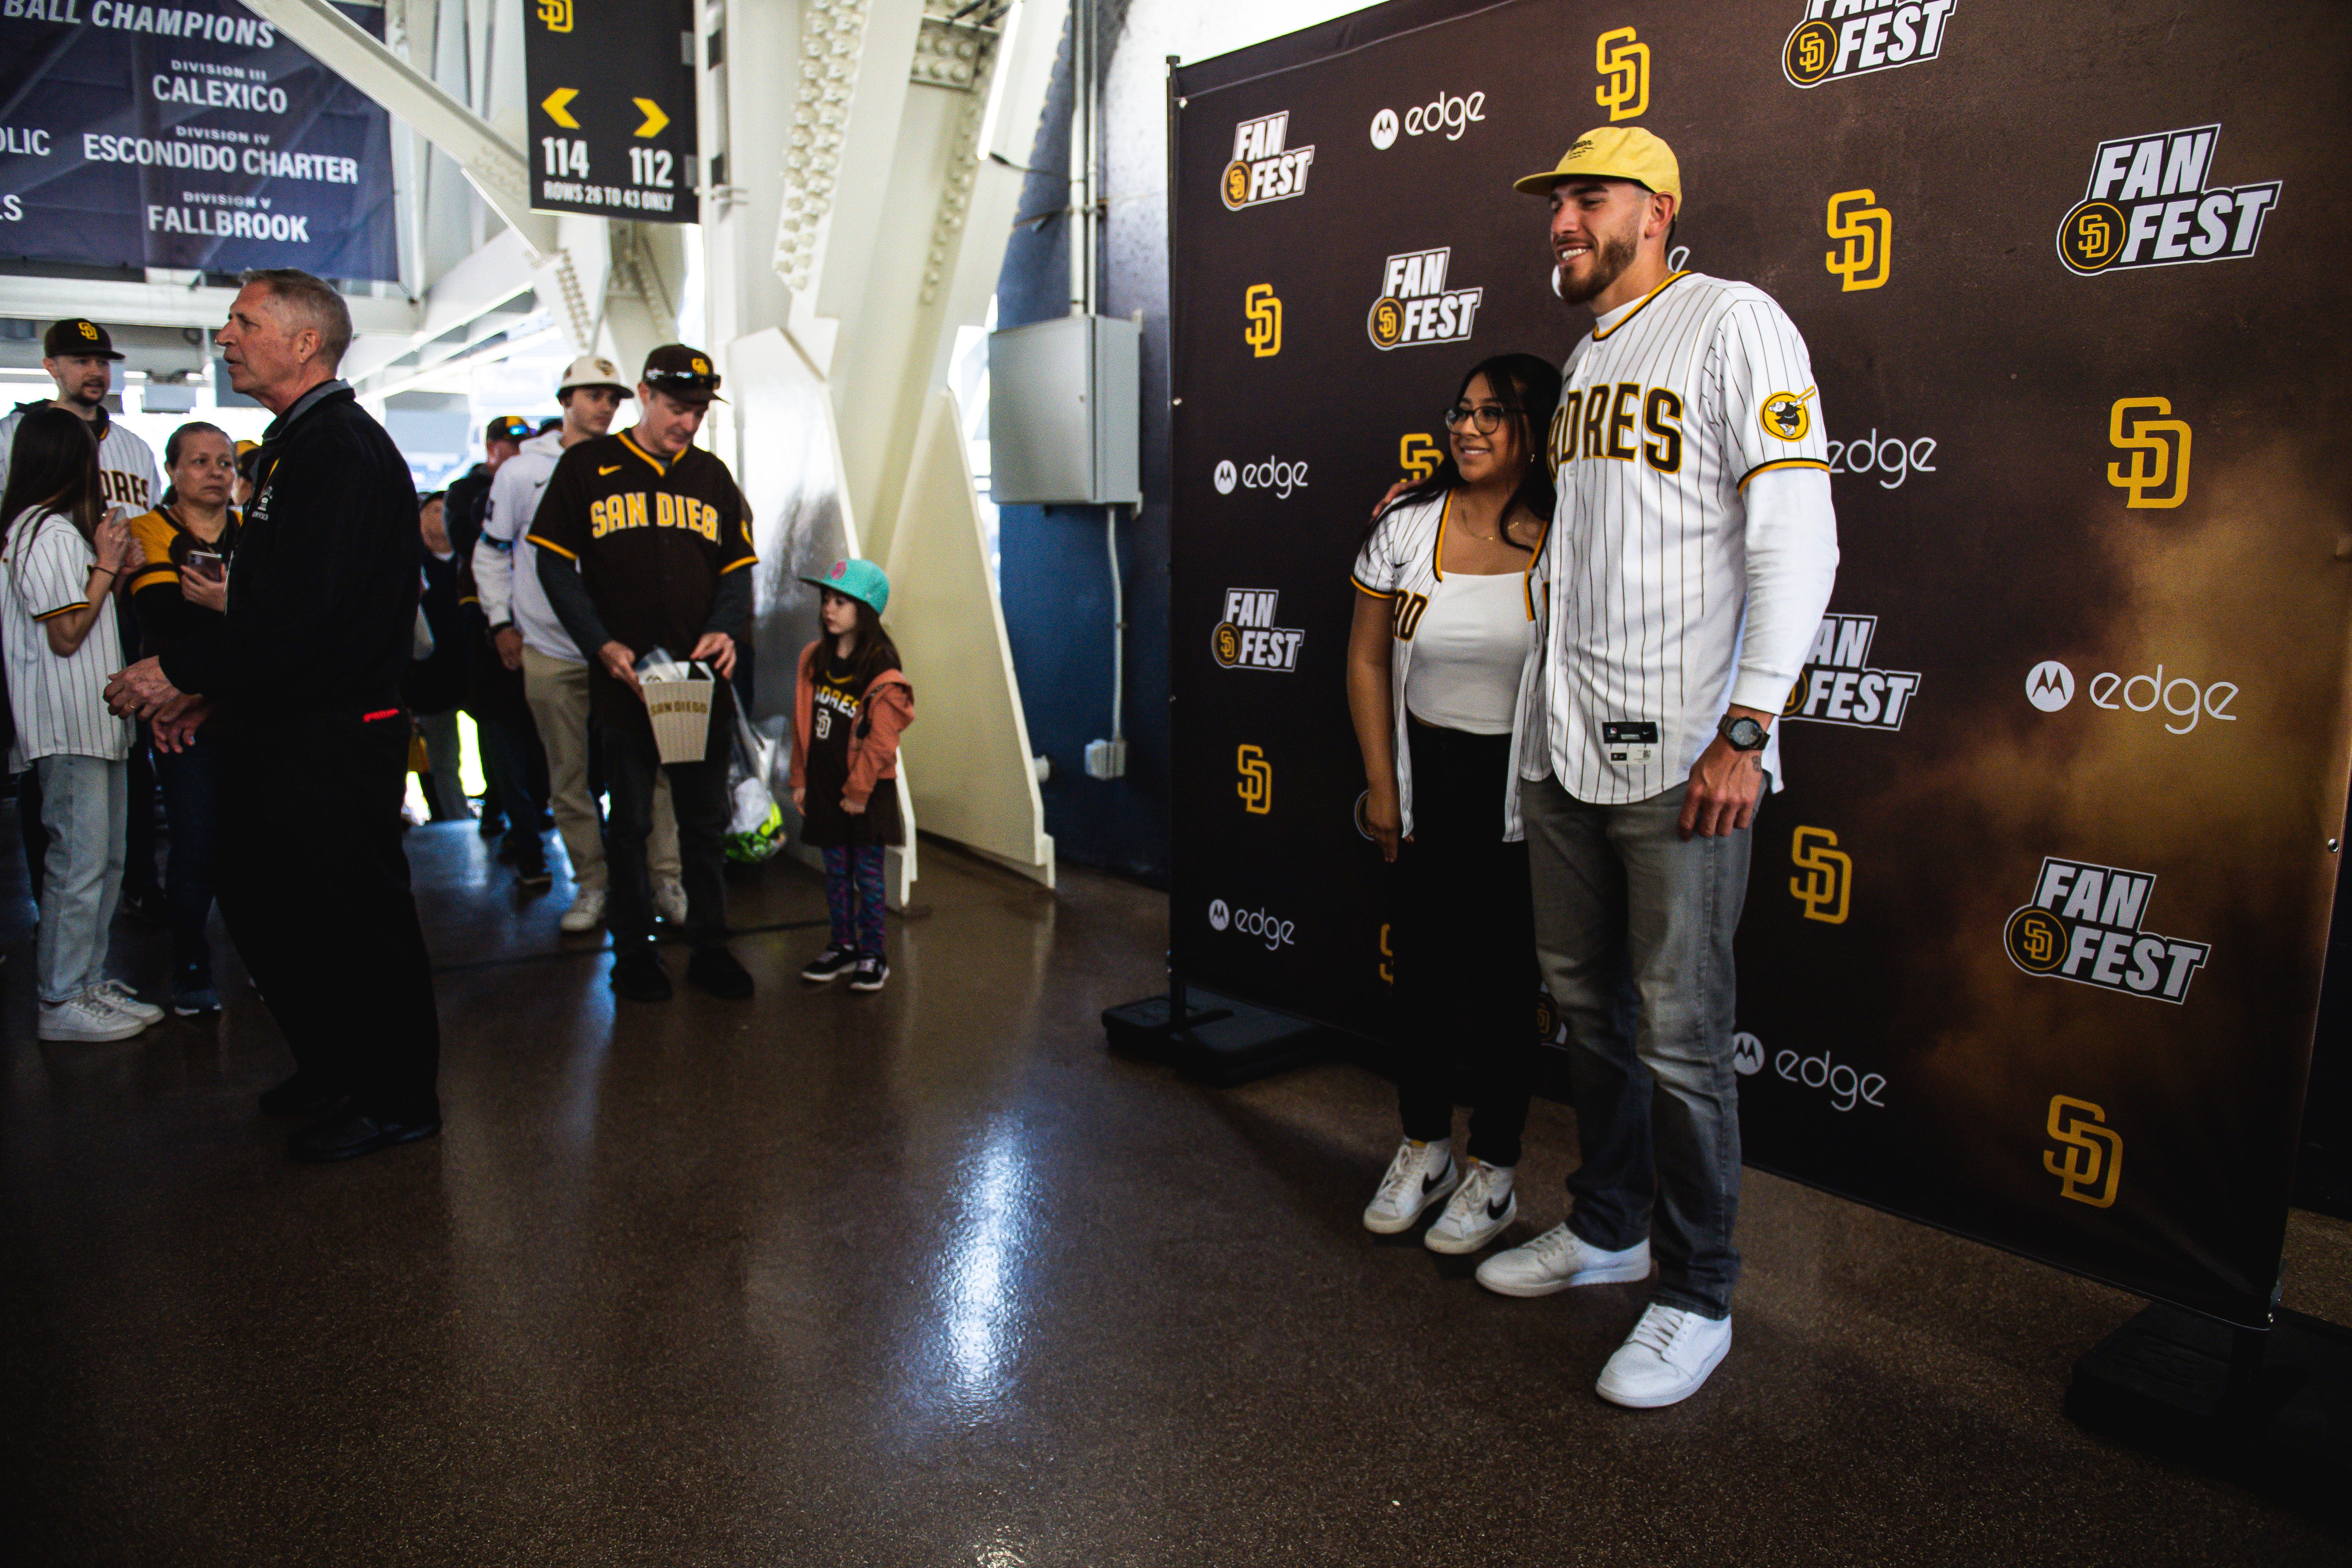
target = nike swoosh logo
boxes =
[1421,1169,1448,1195]
[598,464,622,474]
[1486,1198,1511,1220]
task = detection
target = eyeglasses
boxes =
[1443,403,1516,434]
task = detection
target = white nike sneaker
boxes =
[89,980,165,1026]
[559,887,608,934]
[1475,1224,1651,1297]
[1362,1138,1458,1234]
[654,881,691,926]
[39,991,148,1042]
[1595,1302,1733,1408]
[1424,1161,1516,1255]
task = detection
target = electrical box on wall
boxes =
[987,314,1141,505]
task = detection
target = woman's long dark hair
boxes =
[1373,353,1563,540]
[1,406,104,571]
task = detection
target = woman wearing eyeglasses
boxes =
[1348,352,1562,1253]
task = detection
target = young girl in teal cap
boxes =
[792,558,913,992]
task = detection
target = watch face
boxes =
[1729,717,1766,749]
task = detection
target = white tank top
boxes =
[1404,570,1530,735]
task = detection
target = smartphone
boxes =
[185,551,225,581]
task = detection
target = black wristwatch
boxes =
[1718,713,1768,752]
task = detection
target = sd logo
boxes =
[2044,1096,2122,1208]
[1594,27,1648,122]
[2106,396,2191,509]
[1236,744,1272,815]
[1825,190,1892,291]
[1244,284,1281,357]
[1789,827,1851,924]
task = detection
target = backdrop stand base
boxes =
[1102,988,1331,1086]
[2066,1302,2352,1513]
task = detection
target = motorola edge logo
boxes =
[1369,91,1486,150]
[2004,858,2210,1004]
[1214,457,1308,498]
[1208,898,1295,950]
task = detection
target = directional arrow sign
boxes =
[524,0,696,223]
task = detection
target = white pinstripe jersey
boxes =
[0,405,162,518]
[2,508,133,771]
[1520,271,1834,803]
[1351,490,1547,840]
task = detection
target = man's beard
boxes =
[66,382,107,409]
[1554,226,1639,306]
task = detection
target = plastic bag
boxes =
[725,707,787,863]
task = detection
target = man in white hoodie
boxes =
[473,354,683,933]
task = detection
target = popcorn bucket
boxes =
[642,671,715,763]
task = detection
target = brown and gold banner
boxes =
[1168,0,2352,1326]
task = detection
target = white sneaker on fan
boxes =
[654,881,691,925]
[560,888,607,933]
[1475,1224,1650,1297]
[1361,1138,1456,1234]
[1595,1302,1732,1408]
[1424,1161,1514,1254]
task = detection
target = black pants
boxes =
[1391,718,1537,1167]
[597,709,730,949]
[477,712,550,863]
[219,713,441,1122]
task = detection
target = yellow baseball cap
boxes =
[1514,126,1681,204]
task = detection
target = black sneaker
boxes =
[800,943,859,983]
[610,945,672,1002]
[686,945,753,1000]
[516,858,554,890]
[849,953,889,993]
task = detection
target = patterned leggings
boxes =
[822,845,888,956]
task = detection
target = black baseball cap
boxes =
[641,343,724,406]
[45,318,124,360]
[485,414,535,444]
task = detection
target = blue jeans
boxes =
[153,738,225,983]
[1521,772,1756,1319]
[32,753,127,1004]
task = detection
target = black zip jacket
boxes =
[160,383,419,718]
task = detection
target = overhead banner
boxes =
[522,0,696,222]
[0,1,397,281]
[1167,0,2352,1327]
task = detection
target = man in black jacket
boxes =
[107,268,441,1163]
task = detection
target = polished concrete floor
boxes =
[2,809,2348,1565]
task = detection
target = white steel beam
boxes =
[0,274,417,338]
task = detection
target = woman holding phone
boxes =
[128,421,240,1016]
[1347,353,1560,1254]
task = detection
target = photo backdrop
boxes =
[1167,0,2352,1327]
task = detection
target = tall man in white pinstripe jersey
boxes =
[1474,128,1840,1407]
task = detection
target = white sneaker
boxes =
[88,979,165,1026]
[1424,1162,1515,1255]
[1475,1224,1651,1297]
[654,881,691,925]
[39,991,148,1042]
[1362,1139,1457,1234]
[1595,1302,1733,1408]
[559,888,608,933]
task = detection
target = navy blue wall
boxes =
[994,11,1170,887]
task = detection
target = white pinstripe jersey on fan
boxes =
[1523,270,1830,803]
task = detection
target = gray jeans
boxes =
[1522,772,1756,1319]
[34,752,127,1005]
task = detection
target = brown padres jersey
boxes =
[527,429,756,724]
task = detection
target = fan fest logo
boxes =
[2004,858,2211,1004]
[2058,125,2281,276]
[1367,248,1484,351]
[1785,0,1957,88]
[1222,112,1315,211]
[1212,588,1304,673]
[1782,614,1921,731]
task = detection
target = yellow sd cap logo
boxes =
[691,357,710,374]
[77,321,98,340]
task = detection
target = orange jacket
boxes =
[791,639,913,810]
